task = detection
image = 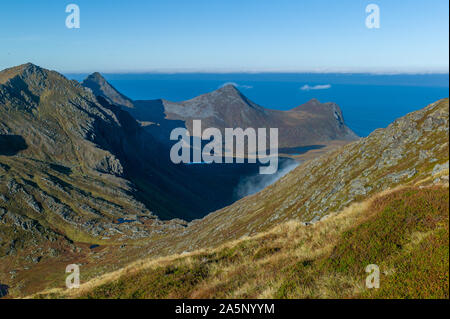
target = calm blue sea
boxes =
[67,73,449,137]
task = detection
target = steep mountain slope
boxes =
[81,75,358,149]
[81,72,134,109]
[27,98,449,299]
[0,63,193,250]
[80,72,361,217]
[0,63,190,296]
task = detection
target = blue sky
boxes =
[0,0,448,73]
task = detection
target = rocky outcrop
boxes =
[81,72,134,109]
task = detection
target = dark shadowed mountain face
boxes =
[80,73,361,217]
[0,284,9,298]
[0,135,27,156]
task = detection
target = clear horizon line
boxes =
[2,62,448,76]
[62,68,450,75]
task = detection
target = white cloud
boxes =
[300,84,331,91]
[219,82,253,89]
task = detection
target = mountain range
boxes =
[81,72,358,150]
[0,63,448,298]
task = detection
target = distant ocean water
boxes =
[67,73,449,137]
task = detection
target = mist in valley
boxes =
[234,158,300,198]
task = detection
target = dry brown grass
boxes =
[28,182,449,299]
[27,189,381,299]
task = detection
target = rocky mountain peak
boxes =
[83,72,108,86]
[0,63,47,85]
[0,63,77,106]
[292,98,333,111]
[305,98,320,105]
[216,83,241,94]
[19,62,42,73]
[184,83,261,112]
[82,72,134,109]
[188,83,245,104]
